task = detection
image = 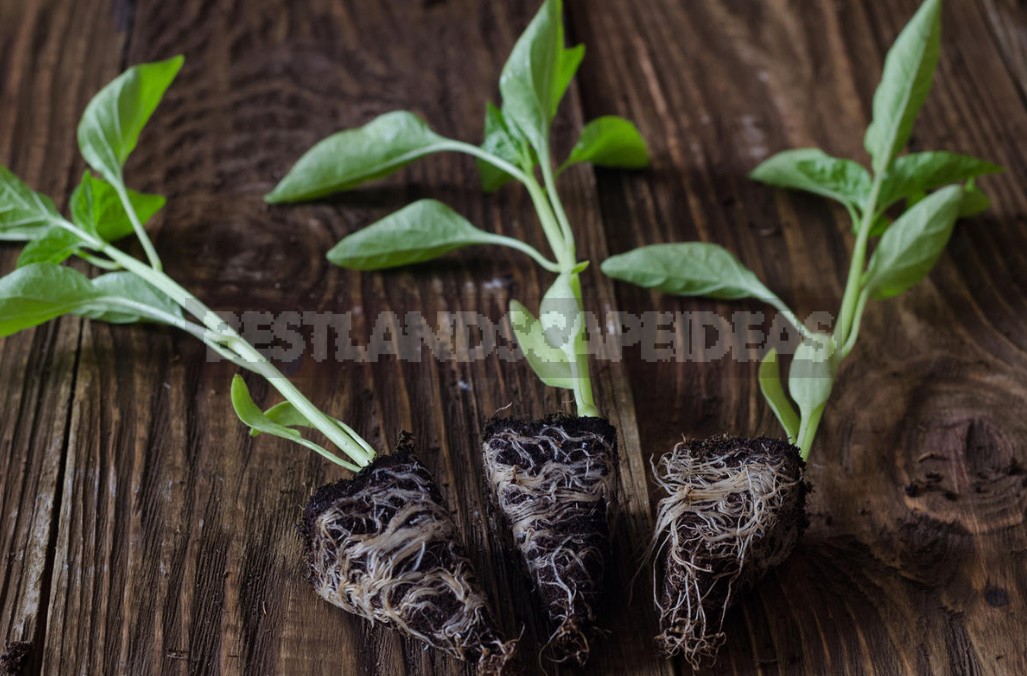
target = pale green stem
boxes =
[482,234,561,272]
[113,180,163,272]
[796,406,825,462]
[835,175,883,345]
[431,143,599,417]
[765,296,813,342]
[442,141,571,267]
[541,162,575,258]
[798,180,884,460]
[839,288,870,359]
[77,251,122,270]
[568,347,599,417]
[437,140,534,185]
[531,168,599,418]
[84,297,255,371]
[61,218,374,469]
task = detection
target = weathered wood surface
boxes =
[0,0,1024,674]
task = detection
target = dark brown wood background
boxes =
[1,0,1025,673]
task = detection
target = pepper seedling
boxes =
[602,0,1001,666]
[266,0,649,664]
[0,58,514,671]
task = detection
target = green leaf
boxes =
[759,348,800,443]
[260,401,319,431]
[326,199,501,270]
[601,242,777,301]
[867,212,893,238]
[958,179,990,217]
[863,0,943,173]
[0,264,99,337]
[17,227,83,268]
[259,401,363,448]
[499,0,565,158]
[750,148,871,208]
[864,184,963,299]
[0,165,60,241]
[70,172,165,242]
[230,375,338,457]
[265,111,448,203]
[551,43,585,119]
[561,116,650,171]
[76,272,183,324]
[477,102,527,192]
[77,56,184,183]
[877,151,1001,211]
[14,173,166,269]
[539,271,585,361]
[509,299,573,389]
[788,334,835,430]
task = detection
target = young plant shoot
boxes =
[602,0,1001,667]
[0,59,513,672]
[266,0,649,664]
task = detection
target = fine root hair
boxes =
[651,436,806,669]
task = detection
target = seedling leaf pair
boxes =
[230,376,364,471]
[753,148,999,236]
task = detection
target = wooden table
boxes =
[1,1,1024,673]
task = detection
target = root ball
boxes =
[483,415,618,666]
[653,436,807,668]
[301,448,514,673]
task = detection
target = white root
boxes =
[483,418,617,665]
[651,437,805,669]
[304,454,514,672]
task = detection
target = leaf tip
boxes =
[167,53,186,73]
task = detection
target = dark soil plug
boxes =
[482,415,618,666]
[301,444,515,673]
[0,642,30,676]
[652,436,807,668]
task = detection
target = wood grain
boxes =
[0,0,127,671]
[0,0,1024,674]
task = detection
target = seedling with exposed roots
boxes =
[602,0,1001,666]
[0,59,513,672]
[267,0,649,664]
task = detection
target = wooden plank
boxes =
[980,0,1027,98]
[3,0,1023,673]
[568,0,1027,673]
[0,0,126,670]
[35,0,657,674]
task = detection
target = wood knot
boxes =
[902,414,1025,534]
